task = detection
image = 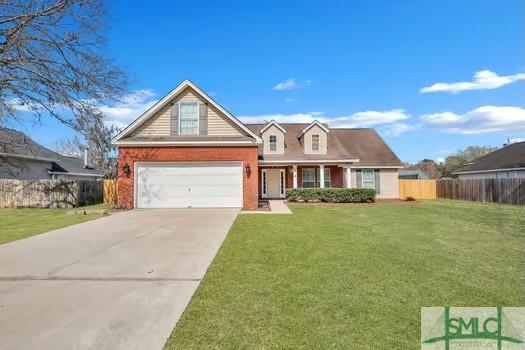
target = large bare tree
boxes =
[0,0,126,129]
[0,0,127,174]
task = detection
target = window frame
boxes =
[269,135,277,152]
[179,101,200,135]
[302,168,316,188]
[315,167,331,187]
[311,134,320,151]
[361,169,376,189]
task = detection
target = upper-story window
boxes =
[179,102,199,135]
[269,135,277,152]
[311,135,320,151]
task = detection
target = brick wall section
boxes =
[117,146,259,210]
[259,165,344,194]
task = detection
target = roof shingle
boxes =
[455,142,525,173]
[246,124,402,166]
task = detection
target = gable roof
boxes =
[112,80,262,144]
[260,120,286,134]
[246,124,403,166]
[0,128,103,177]
[298,120,329,137]
[454,142,525,174]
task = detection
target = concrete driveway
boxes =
[0,208,238,350]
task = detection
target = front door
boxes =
[261,169,285,198]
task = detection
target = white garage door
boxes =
[136,162,243,208]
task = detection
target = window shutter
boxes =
[170,102,179,135]
[199,103,208,136]
[375,169,380,194]
[356,170,362,188]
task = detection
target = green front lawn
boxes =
[166,200,525,349]
[0,204,111,244]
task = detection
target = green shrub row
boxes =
[286,188,376,203]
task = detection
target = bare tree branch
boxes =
[0,0,127,134]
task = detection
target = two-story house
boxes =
[112,80,403,209]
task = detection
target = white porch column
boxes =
[346,167,352,188]
[320,164,325,188]
[292,165,298,189]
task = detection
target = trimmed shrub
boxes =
[286,188,376,203]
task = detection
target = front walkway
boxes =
[0,208,238,350]
[241,200,292,214]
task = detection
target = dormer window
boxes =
[269,135,277,152]
[312,135,320,151]
[179,102,199,135]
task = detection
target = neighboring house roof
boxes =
[247,124,403,166]
[399,168,429,179]
[0,127,103,177]
[0,127,59,162]
[454,142,525,174]
[113,80,262,144]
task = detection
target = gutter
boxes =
[48,171,104,177]
[453,167,525,175]
[0,152,57,162]
[114,140,261,146]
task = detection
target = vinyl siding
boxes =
[350,168,399,199]
[262,125,285,154]
[131,87,246,137]
[303,125,327,154]
[0,157,52,180]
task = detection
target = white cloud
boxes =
[420,70,525,94]
[239,113,317,124]
[419,105,525,134]
[329,109,410,128]
[284,97,296,103]
[239,109,413,136]
[273,78,312,91]
[98,89,158,129]
[382,123,416,136]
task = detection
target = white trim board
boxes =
[114,141,258,146]
[258,159,360,164]
[298,120,330,137]
[112,80,262,144]
[260,120,287,134]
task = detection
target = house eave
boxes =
[0,152,57,163]
[115,140,261,147]
[453,167,525,175]
[298,120,330,137]
[260,120,287,134]
[48,171,104,177]
[258,159,360,164]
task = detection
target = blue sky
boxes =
[9,0,525,163]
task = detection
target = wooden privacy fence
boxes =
[0,179,103,208]
[399,179,437,199]
[437,178,525,205]
[103,179,118,205]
